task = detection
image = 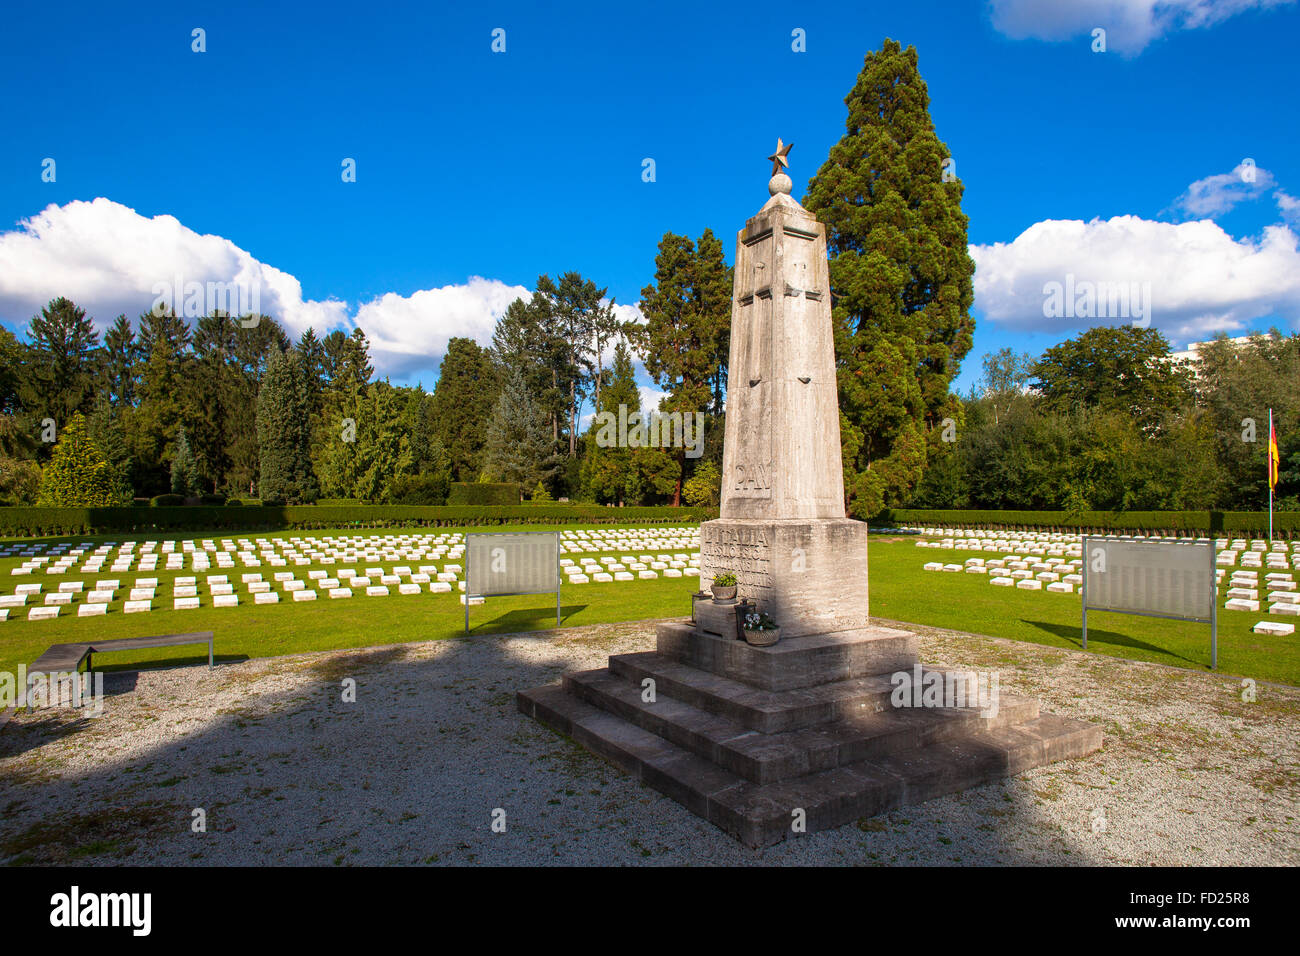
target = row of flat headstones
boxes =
[0,527,705,621]
[5,528,703,572]
[6,535,469,574]
[2,525,703,555]
[6,528,702,575]
[913,528,1299,636]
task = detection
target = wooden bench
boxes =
[27,631,214,680]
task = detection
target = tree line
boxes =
[908,326,1300,513]
[0,238,736,509]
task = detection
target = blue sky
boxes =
[2,0,1297,404]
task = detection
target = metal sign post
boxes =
[463,531,562,635]
[1081,535,1219,670]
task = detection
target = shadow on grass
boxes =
[469,604,589,635]
[1021,618,1203,667]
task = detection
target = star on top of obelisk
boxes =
[767,138,793,196]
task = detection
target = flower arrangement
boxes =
[710,571,739,603]
[741,609,780,646]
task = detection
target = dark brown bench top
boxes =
[28,631,214,677]
[84,632,213,654]
[27,643,93,673]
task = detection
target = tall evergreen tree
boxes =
[226,317,289,494]
[23,297,101,428]
[481,365,559,491]
[102,314,141,407]
[337,328,374,389]
[429,337,500,480]
[0,327,26,416]
[87,393,134,502]
[133,307,191,494]
[256,348,317,502]
[804,39,976,518]
[170,423,200,496]
[551,271,612,457]
[296,327,327,420]
[315,381,415,502]
[493,278,569,450]
[188,312,240,492]
[320,329,349,386]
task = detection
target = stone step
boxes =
[562,667,1040,785]
[517,685,1101,848]
[609,651,1017,734]
[656,621,918,691]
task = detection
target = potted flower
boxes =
[710,572,738,602]
[742,610,780,647]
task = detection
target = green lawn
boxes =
[869,537,1300,686]
[0,524,701,679]
[2,526,1296,687]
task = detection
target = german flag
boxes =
[1269,422,1281,490]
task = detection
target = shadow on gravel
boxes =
[0,622,1100,866]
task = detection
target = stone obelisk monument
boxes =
[700,138,868,637]
[518,141,1101,848]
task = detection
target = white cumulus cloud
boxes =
[0,198,349,336]
[988,0,1295,55]
[970,215,1300,342]
[0,197,539,381]
[354,278,530,380]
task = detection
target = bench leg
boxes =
[209,641,213,669]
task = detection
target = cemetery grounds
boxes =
[0,523,1295,865]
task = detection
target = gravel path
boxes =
[1,619,1295,866]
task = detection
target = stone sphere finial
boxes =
[766,138,793,196]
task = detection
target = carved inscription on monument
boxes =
[702,525,773,590]
[733,461,773,491]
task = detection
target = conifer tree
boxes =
[102,314,141,407]
[24,297,101,427]
[170,423,200,496]
[36,412,129,506]
[256,349,318,502]
[429,338,500,480]
[482,366,559,491]
[804,39,975,517]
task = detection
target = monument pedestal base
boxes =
[519,620,1102,847]
[700,517,869,637]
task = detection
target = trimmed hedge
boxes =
[0,504,720,538]
[448,483,520,506]
[877,509,1300,537]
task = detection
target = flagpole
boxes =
[1269,407,1274,544]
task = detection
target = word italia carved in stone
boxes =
[700,528,773,588]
